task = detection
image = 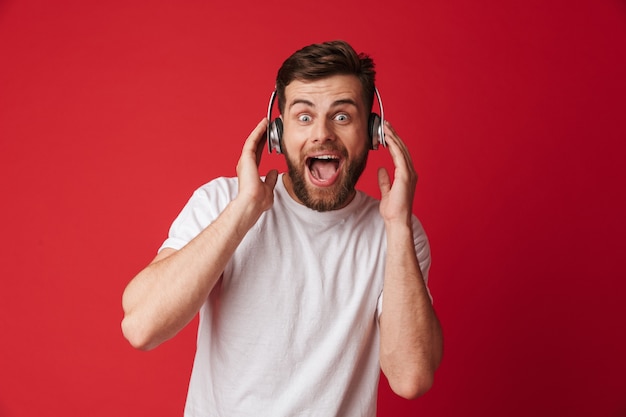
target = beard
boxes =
[284,144,369,212]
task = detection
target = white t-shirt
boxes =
[160,175,431,417]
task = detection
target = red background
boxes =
[1,0,625,416]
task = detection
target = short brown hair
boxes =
[275,40,376,114]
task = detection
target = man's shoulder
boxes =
[178,177,240,215]
[194,176,239,197]
[197,176,238,189]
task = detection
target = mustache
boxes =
[301,144,348,158]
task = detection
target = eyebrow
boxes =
[288,98,359,110]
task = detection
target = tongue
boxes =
[310,159,338,181]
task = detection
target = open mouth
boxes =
[306,154,342,185]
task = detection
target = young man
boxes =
[122,40,442,416]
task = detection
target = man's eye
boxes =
[298,114,312,122]
[334,113,349,122]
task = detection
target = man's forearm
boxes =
[379,222,443,399]
[121,196,265,350]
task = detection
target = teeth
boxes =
[315,155,338,160]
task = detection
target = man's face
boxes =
[281,74,370,212]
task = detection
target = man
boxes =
[122,40,442,416]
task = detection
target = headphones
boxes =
[266,87,386,154]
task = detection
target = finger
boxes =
[255,122,269,166]
[237,119,268,176]
[384,121,410,156]
[383,121,416,177]
[242,118,269,156]
[383,123,408,165]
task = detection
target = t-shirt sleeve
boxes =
[412,215,432,288]
[159,177,239,253]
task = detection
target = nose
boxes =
[311,118,335,145]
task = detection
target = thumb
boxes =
[377,167,391,197]
[264,169,279,190]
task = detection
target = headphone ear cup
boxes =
[268,118,284,154]
[369,113,381,150]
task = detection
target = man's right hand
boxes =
[235,118,279,217]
